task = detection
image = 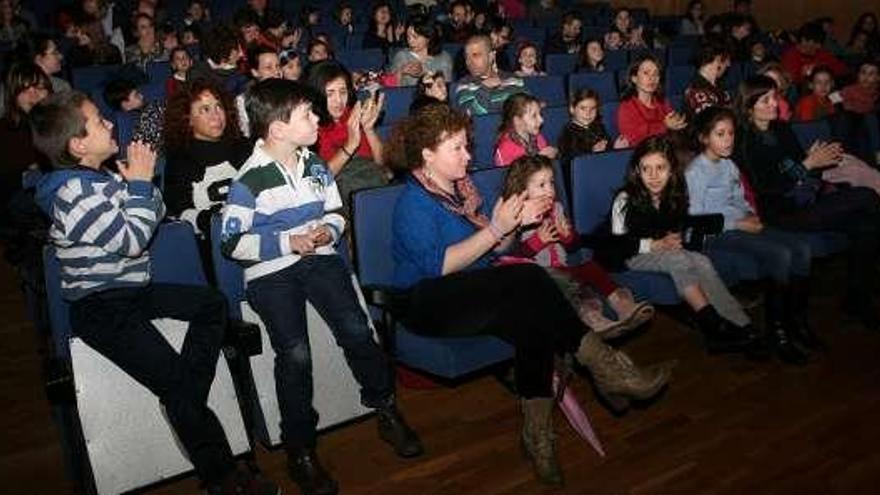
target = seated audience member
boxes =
[234,10,267,53]
[409,70,448,114]
[64,10,122,67]
[494,92,557,167]
[166,46,193,96]
[604,28,625,51]
[618,54,687,146]
[191,25,248,96]
[125,13,168,72]
[794,66,836,121]
[391,15,452,86]
[443,0,475,44]
[331,3,355,38]
[838,59,880,162]
[680,0,705,36]
[847,12,880,57]
[734,76,880,329]
[683,39,732,120]
[514,41,545,77]
[0,63,50,210]
[236,0,282,29]
[453,34,526,116]
[363,2,404,55]
[757,62,795,121]
[279,48,302,81]
[486,15,513,73]
[306,38,333,65]
[236,45,281,136]
[611,7,647,49]
[183,0,211,34]
[781,22,848,86]
[387,103,670,487]
[0,0,30,46]
[687,107,818,363]
[817,17,846,58]
[164,78,250,276]
[841,58,879,115]
[307,61,388,207]
[18,34,71,94]
[544,10,582,55]
[578,38,605,72]
[31,90,280,495]
[528,0,561,25]
[558,88,628,186]
[221,79,423,495]
[725,14,754,62]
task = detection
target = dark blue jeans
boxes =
[245,255,393,451]
[69,283,234,484]
[708,228,812,282]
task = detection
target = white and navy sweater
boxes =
[35,166,165,301]
[220,141,345,283]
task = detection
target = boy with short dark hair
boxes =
[221,79,423,495]
[31,91,278,495]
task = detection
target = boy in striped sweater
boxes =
[220,79,423,495]
[31,92,279,495]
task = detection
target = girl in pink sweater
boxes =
[494,93,558,167]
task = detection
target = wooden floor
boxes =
[2,257,880,495]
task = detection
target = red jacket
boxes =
[617,96,673,146]
[780,46,847,85]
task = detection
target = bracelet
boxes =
[341,146,354,159]
[487,221,505,241]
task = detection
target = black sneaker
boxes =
[288,448,338,495]
[377,404,425,458]
[208,467,280,495]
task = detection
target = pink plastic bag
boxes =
[553,373,606,457]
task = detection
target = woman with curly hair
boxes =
[163,78,251,275]
[387,104,671,487]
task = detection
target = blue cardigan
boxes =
[392,178,494,288]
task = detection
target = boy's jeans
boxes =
[70,283,235,484]
[245,254,393,451]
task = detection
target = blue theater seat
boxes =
[525,75,566,107]
[336,48,385,72]
[569,71,619,103]
[545,53,578,76]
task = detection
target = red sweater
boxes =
[794,94,835,121]
[317,106,373,162]
[617,96,673,146]
[780,46,848,85]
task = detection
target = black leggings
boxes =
[401,264,587,398]
[769,186,880,298]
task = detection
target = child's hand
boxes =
[663,112,687,131]
[554,210,572,238]
[537,221,559,243]
[737,214,764,233]
[613,135,630,149]
[651,232,682,251]
[118,141,156,182]
[521,196,553,225]
[803,141,842,169]
[538,146,558,159]
[309,225,334,247]
[289,233,316,254]
[592,139,608,152]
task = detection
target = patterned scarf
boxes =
[506,130,540,157]
[411,169,489,228]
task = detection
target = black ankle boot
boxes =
[376,402,424,458]
[787,278,824,350]
[695,305,755,354]
[767,287,808,366]
[287,448,338,495]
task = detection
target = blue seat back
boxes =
[668,44,696,66]
[524,75,566,107]
[791,119,831,150]
[45,221,206,358]
[604,50,628,71]
[542,105,568,146]
[665,65,695,98]
[570,149,633,235]
[336,49,385,72]
[545,53,577,76]
[146,61,170,83]
[472,112,501,167]
[569,71,618,102]
[601,100,620,139]
[382,86,415,124]
[72,65,121,91]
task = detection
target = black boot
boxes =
[767,286,808,366]
[787,277,825,350]
[695,305,756,354]
[376,401,425,458]
[288,447,338,495]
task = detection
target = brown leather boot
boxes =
[520,398,563,487]
[607,288,655,337]
[575,332,673,413]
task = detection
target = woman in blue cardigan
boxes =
[386,104,672,487]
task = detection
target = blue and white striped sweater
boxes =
[221,141,345,283]
[36,167,165,301]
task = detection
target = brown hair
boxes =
[163,77,241,153]
[499,92,541,134]
[385,104,472,171]
[501,154,553,200]
[29,91,90,169]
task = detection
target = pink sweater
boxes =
[494,132,549,167]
